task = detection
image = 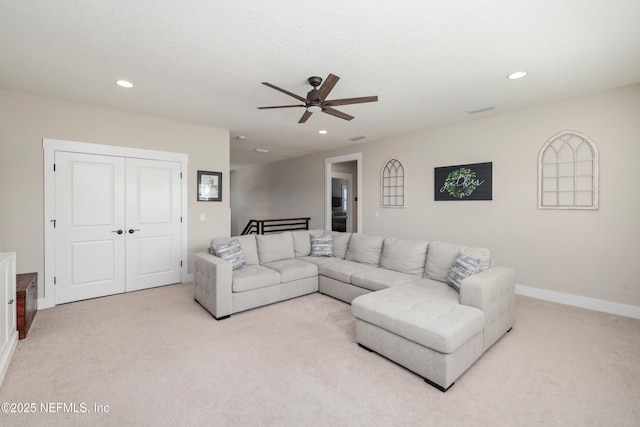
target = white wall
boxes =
[230,84,640,308]
[0,89,230,297]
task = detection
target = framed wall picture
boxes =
[197,170,222,202]
[434,162,492,201]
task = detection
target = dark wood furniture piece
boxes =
[16,272,37,339]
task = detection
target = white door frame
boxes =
[43,138,189,309]
[324,153,362,233]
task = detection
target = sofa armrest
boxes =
[193,252,233,319]
[459,266,515,351]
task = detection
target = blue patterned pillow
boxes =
[310,234,333,257]
[212,239,246,270]
[447,252,480,292]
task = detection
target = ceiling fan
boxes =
[258,73,378,123]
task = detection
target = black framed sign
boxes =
[197,170,222,202]
[434,162,492,201]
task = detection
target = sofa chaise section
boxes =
[351,253,515,391]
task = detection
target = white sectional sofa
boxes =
[193,229,515,391]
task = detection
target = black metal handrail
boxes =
[241,217,310,235]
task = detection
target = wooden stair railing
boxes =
[241,217,310,235]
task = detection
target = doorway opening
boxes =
[331,172,352,232]
[325,153,362,233]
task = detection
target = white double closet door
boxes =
[55,152,182,304]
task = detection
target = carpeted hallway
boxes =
[1,282,639,426]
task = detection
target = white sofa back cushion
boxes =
[329,231,352,259]
[345,234,385,267]
[425,241,491,282]
[256,232,295,263]
[380,238,429,275]
[211,235,259,266]
[292,229,325,257]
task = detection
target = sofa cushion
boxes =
[345,234,385,266]
[425,241,490,282]
[310,234,334,257]
[262,259,318,283]
[380,238,429,275]
[351,280,485,354]
[351,268,421,292]
[232,265,281,293]
[329,231,352,259]
[211,239,246,270]
[297,256,340,266]
[256,232,295,263]
[211,235,259,266]
[319,259,378,283]
[292,229,325,257]
[447,252,481,292]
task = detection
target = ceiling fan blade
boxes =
[315,74,340,101]
[298,110,313,123]
[257,104,305,109]
[325,96,378,107]
[262,82,308,103]
[323,107,354,121]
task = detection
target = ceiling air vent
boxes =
[466,105,496,114]
[349,135,366,142]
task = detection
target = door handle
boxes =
[111,229,124,235]
[128,229,141,234]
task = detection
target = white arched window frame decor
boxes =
[538,131,599,210]
[381,158,406,207]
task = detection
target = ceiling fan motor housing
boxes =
[308,76,323,87]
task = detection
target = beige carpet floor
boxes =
[0,282,639,426]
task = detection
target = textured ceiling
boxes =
[1,1,639,170]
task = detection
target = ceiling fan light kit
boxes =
[258,74,378,123]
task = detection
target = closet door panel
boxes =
[55,152,126,304]
[125,158,182,292]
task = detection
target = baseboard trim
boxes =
[516,284,640,320]
[38,297,54,310]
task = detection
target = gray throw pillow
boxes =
[212,239,246,270]
[310,234,333,257]
[447,252,480,292]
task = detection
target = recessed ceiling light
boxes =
[116,80,134,88]
[255,148,269,153]
[236,135,246,140]
[318,130,327,134]
[507,71,528,80]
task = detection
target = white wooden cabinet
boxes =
[0,252,18,386]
